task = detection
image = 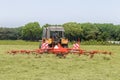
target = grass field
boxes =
[0,40,39,45]
[0,40,120,80]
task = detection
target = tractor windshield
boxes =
[42,26,65,39]
[50,31,64,39]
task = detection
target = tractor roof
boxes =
[46,26,64,31]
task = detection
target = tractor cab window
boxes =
[50,31,63,39]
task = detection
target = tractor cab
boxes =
[41,26,68,48]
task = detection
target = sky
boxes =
[0,0,120,27]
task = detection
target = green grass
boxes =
[0,40,39,45]
[0,41,120,80]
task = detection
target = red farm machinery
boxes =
[8,26,112,58]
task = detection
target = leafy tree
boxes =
[63,22,83,41]
[0,27,20,40]
[114,25,120,40]
[95,23,115,41]
[21,22,42,41]
[81,23,99,41]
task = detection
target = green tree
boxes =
[0,27,20,40]
[95,23,115,41]
[21,22,42,41]
[114,25,120,40]
[63,22,83,41]
[81,23,99,41]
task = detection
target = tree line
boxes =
[63,22,120,41]
[0,22,120,41]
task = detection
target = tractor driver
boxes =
[52,32,61,44]
[52,32,59,40]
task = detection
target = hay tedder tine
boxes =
[7,42,112,59]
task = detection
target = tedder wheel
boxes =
[62,44,68,48]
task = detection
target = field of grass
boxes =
[0,40,120,80]
[0,40,39,45]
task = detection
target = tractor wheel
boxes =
[62,44,68,48]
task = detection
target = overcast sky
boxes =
[0,0,120,27]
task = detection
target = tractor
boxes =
[40,26,68,48]
[8,26,112,58]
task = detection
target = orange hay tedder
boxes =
[7,26,112,58]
